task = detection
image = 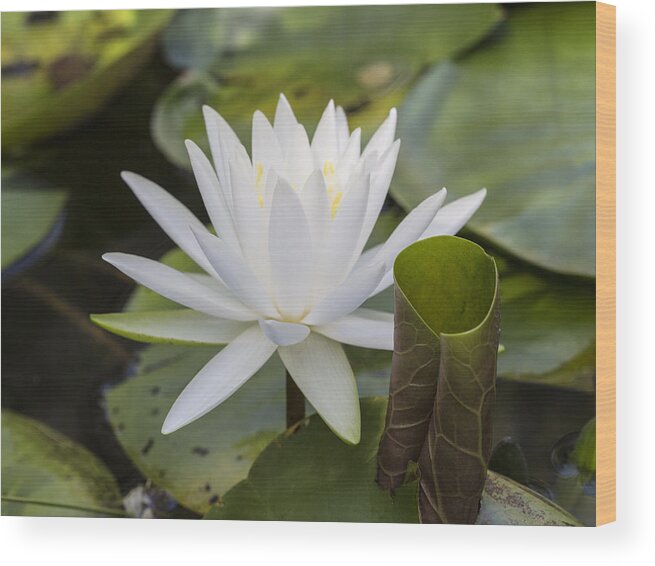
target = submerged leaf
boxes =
[488,437,530,486]
[1,411,123,517]
[377,236,500,524]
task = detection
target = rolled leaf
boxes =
[377,236,500,524]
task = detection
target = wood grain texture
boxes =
[595,1,616,526]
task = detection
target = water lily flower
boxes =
[94,95,485,444]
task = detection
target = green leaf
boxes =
[1,169,67,271]
[1,410,123,517]
[151,4,502,168]
[206,398,581,525]
[393,2,596,277]
[1,9,172,150]
[376,236,500,523]
[105,345,286,515]
[496,262,595,389]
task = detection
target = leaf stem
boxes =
[286,370,305,429]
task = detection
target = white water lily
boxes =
[96,95,485,444]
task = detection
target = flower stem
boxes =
[286,370,305,429]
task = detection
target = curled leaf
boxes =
[377,236,500,524]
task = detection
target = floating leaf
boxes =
[496,261,595,389]
[2,9,172,149]
[1,169,67,274]
[206,398,580,525]
[104,345,285,515]
[1,410,123,517]
[376,236,500,523]
[393,2,596,277]
[152,4,503,168]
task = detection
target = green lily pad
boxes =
[205,398,581,525]
[1,9,172,150]
[497,263,595,388]
[152,3,502,168]
[1,169,68,272]
[393,2,596,277]
[1,410,123,517]
[104,341,392,516]
[104,345,285,515]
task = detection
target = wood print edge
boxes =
[595,1,616,526]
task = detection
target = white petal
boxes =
[91,309,249,345]
[372,188,448,270]
[366,189,483,298]
[252,110,284,178]
[421,188,487,238]
[318,169,370,293]
[278,333,360,444]
[282,124,314,190]
[229,152,270,284]
[192,229,278,319]
[355,140,401,253]
[300,169,331,249]
[313,308,394,351]
[362,108,397,159]
[162,324,276,434]
[336,128,361,186]
[102,253,255,321]
[185,140,239,248]
[304,262,386,326]
[120,171,217,276]
[259,319,310,346]
[335,105,350,153]
[269,179,314,319]
[203,105,241,199]
[311,99,338,164]
[273,93,299,149]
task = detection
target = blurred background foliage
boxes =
[1,3,596,524]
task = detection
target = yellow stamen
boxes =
[323,160,335,176]
[255,162,265,208]
[330,192,343,219]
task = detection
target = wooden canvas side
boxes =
[595,1,616,526]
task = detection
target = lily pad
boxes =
[205,398,581,525]
[1,169,68,274]
[393,2,596,277]
[1,410,123,517]
[1,9,172,150]
[104,345,285,515]
[152,3,503,168]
